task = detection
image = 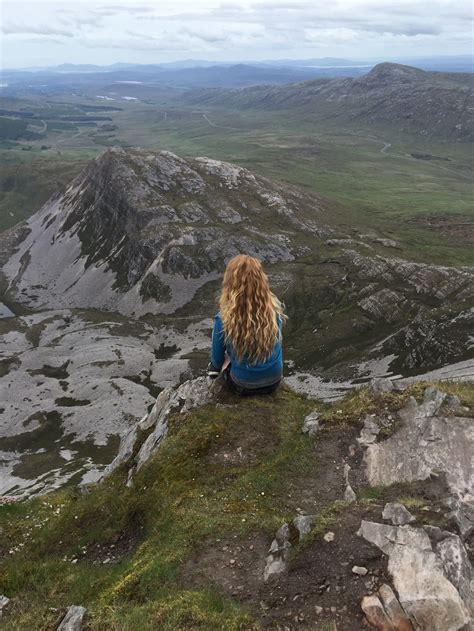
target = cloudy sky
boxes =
[1,0,472,69]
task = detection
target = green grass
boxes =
[0,387,314,630]
[1,380,472,629]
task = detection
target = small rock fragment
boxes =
[324,531,335,542]
[302,411,320,435]
[352,565,368,576]
[57,606,86,631]
[344,484,357,503]
[293,514,315,539]
[382,503,415,526]
[264,523,291,581]
[0,595,10,618]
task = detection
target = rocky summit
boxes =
[1,378,473,630]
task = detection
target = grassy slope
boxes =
[1,381,473,630]
[0,96,472,265]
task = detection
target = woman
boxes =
[208,254,285,395]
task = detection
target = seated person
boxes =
[208,254,285,395]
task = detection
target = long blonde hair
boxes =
[219,255,285,363]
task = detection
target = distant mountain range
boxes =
[184,62,474,141]
[1,56,472,97]
[5,54,474,73]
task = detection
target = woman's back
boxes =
[209,255,285,395]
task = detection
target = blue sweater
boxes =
[210,312,283,387]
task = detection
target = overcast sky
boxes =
[1,0,472,69]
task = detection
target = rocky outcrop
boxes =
[358,521,472,631]
[1,147,329,317]
[361,386,474,538]
[102,376,216,484]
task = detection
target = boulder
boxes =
[102,377,215,483]
[358,520,471,630]
[361,594,394,630]
[361,387,474,531]
[57,606,86,631]
[378,584,414,631]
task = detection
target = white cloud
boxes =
[1,0,472,68]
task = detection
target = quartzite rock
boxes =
[382,503,416,526]
[358,520,471,630]
[57,606,86,631]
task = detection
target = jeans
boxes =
[223,365,280,396]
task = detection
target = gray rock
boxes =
[362,387,473,513]
[445,496,474,539]
[357,415,380,446]
[101,424,140,478]
[369,377,395,396]
[264,523,292,581]
[344,484,357,503]
[57,606,86,631]
[358,520,471,630]
[135,377,213,473]
[0,595,10,618]
[434,533,474,620]
[352,565,368,576]
[382,502,415,526]
[101,376,215,485]
[302,410,320,435]
[293,514,315,539]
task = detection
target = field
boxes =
[0,90,473,265]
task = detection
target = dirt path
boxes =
[201,112,239,131]
[380,142,391,153]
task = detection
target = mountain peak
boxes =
[360,62,426,84]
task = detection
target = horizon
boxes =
[2,0,472,70]
[3,53,474,74]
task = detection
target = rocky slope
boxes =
[1,146,473,497]
[2,147,473,379]
[1,378,473,630]
[183,63,474,141]
[1,147,328,316]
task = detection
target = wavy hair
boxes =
[219,255,285,364]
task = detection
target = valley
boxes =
[0,63,472,504]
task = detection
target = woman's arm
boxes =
[210,314,226,371]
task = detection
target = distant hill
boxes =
[184,62,474,141]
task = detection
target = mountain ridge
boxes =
[183,62,474,141]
